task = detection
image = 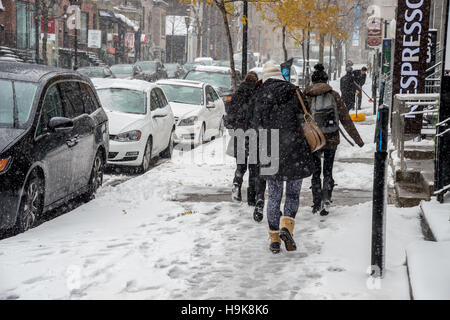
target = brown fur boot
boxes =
[269,230,281,254]
[280,217,297,251]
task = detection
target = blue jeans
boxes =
[346,102,355,111]
[267,179,303,231]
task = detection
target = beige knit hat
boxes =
[262,62,282,83]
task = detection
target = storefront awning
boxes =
[98,9,116,20]
[115,13,139,32]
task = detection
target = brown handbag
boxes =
[295,89,326,153]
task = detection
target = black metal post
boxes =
[371,104,389,278]
[35,0,40,64]
[74,27,78,70]
[242,0,248,76]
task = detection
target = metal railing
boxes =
[391,93,440,171]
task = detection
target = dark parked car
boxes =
[165,63,185,79]
[184,65,242,102]
[133,61,168,82]
[110,64,142,79]
[77,66,116,79]
[0,62,109,233]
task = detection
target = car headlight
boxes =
[0,157,12,174]
[113,130,142,142]
[178,116,198,126]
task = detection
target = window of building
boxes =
[16,1,36,49]
[80,12,88,44]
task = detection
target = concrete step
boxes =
[404,149,434,160]
[395,182,430,207]
[420,199,450,242]
[406,241,450,300]
[420,171,435,197]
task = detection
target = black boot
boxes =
[232,183,242,202]
[247,187,256,206]
[253,199,264,223]
[321,178,334,216]
[311,183,322,214]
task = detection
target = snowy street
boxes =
[0,80,424,300]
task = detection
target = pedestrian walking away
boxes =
[353,66,368,110]
[251,62,314,254]
[305,64,365,216]
[340,66,358,111]
[225,71,266,216]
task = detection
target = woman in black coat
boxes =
[226,72,265,209]
[250,62,314,254]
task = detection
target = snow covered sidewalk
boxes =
[0,78,424,300]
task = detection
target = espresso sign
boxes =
[392,0,431,134]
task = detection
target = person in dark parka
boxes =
[250,62,314,254]
[305,64,364,215]
[353,66,368,110]
[226,71,265,208]
[340,66,357,111]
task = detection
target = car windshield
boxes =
[96,88,146,114]
[165,64,178,71]
[185,71,231,90]
[159,84,203,105]
[78,68,104,78]
[0,80,37,128]
[136,62,157,72]
[110,65,133,75]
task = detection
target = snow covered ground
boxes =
[0,78,424,300]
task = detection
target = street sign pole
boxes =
[371,104,389,278]
[242,0,248,76]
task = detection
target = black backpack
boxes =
[310,92,340,134]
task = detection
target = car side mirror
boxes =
[206,101,215,109]
[48,117,73,133]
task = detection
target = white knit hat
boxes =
[262,62,283,83]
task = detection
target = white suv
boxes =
[93,78,175,172]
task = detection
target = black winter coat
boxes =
[250,78,314,181]
[353,70,367,87]
[340,72,357,105]
[225,81,258,130]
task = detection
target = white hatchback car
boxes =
[156,79,226,144]
[92,78,175,172]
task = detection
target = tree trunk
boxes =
[219,4,237,91]
[196,18,202,58]
[306,24,311,87]
[282,25,287,61]
[301,38,306,89]
[319,33,324,64]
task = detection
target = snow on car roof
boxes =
[191,65,233,73]
[92,78,157,92]
[156,79,205,88]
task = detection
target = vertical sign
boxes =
[427,29,438,77]
[368,17,383,48]
[392,0,432,134]
[382,39,392,74]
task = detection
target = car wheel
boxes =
[161,130,174,159]
[15,174,44,233]
[83,151,104,201]
[140,138,153,173]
